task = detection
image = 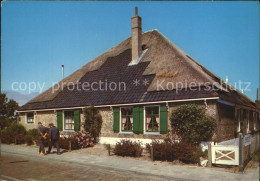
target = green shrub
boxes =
[26,128,38,138]
[1,123,26,144]
[8,123,26,136]
[59,136,79,150]
[24,134,34,145]
[146,140,176,161]
[15,134,26,144]
[24,128,39,145]
[170,104,216,145]
[173,142,200,164]
[0,117,15,130]
[146,140,200,164]
[83,107,102,142]
[113,139,143,157]
[1,129,13,144]
[10,123,27,144]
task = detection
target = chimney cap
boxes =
[135,7,138,16]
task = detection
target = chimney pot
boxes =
[135,7,138,16]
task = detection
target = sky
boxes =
[1,1,259,103]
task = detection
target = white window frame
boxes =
[144,105,160,135]
[246,110,250,134]
[253,112,257,131]
[63,110,75,132]
[236,108,241,133]
[119,107,134,134]
[26,112,35,124]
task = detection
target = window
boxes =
[27,112,34,124]
[64,111,74,130]
[145,106,159,132]
[121,107,133,132]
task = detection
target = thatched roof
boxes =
[20,30,255,111]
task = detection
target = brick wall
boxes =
[18,100,238,142]
[99,100,220,141]
[19,111,56,130]
[217,103,235,142]
[99,107,163,139]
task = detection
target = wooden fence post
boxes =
[239,133,244,172]
[69,140,72,152]
[151,146,154,161]
[108,144,111,156]
[208,142,212,167]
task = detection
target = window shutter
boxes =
[74,110,80,131]
[160,106,168,134]
[133,107,143,133]
[133,107,140,133]
[57,111,63,131]
[139,107,144,133]
[113,108,120,132]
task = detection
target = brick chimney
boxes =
[255,88,260,109]
[131,7,142,61]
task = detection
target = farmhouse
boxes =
[18,8,260,145]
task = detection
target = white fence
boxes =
[209,132,259,169]
[211,144,239,165]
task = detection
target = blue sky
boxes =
[1,1,259,102]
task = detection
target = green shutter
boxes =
[133,107,140,133]
[57,111,63,131]
[113,108,120,132]
[74,110,80,131]
[139,107,144,133]
[133,107,143,133]
[160,106,168,134]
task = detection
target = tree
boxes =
[83,107,102,142]
[170,104,216,145]
[0,93,19,129]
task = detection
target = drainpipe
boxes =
[204,99,208,109]
[166,102,169,111]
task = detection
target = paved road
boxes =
[1,152,169,181]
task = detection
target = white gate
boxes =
[211,145,239,165]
